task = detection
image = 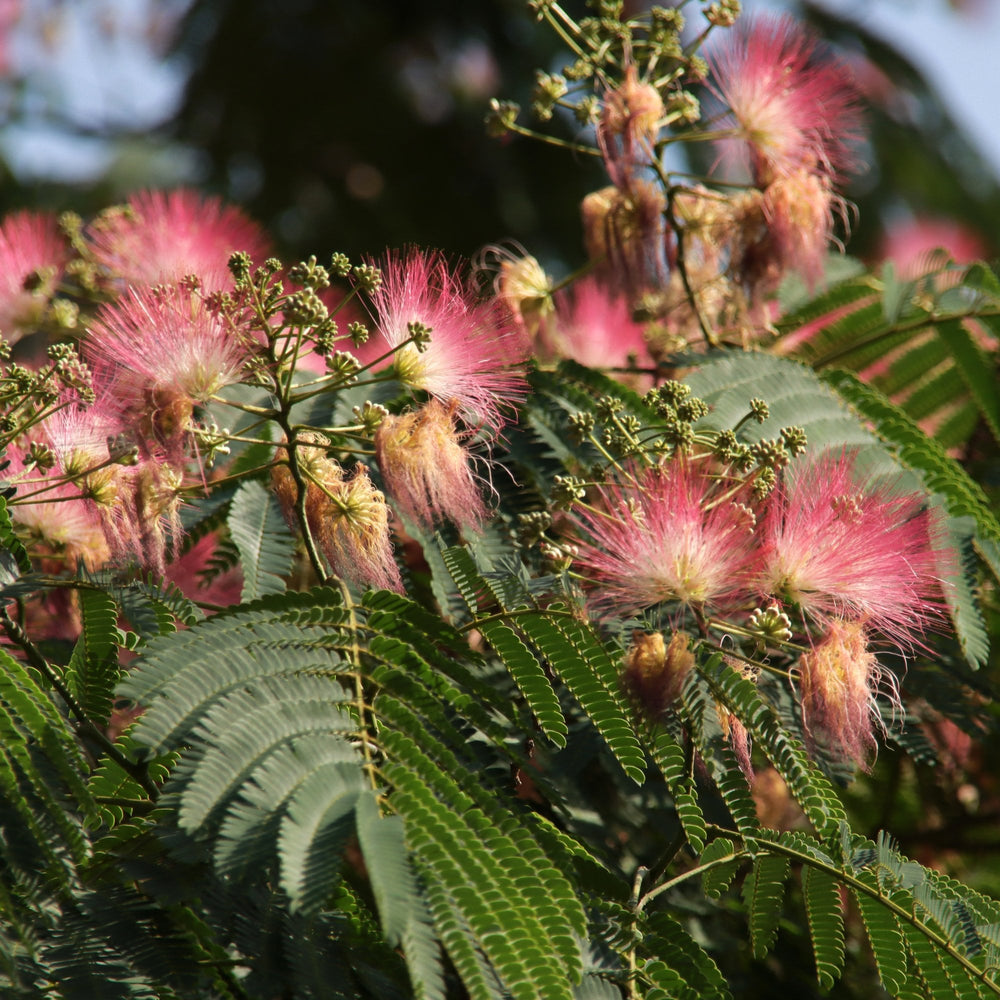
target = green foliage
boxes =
[227,478,295,601]
[2,12,999,996]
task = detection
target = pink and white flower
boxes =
[708,15,862,187]
[369,248,528,436]
[756,450,951,647]
[570,459,758,618]
[540,277,652,385]
[0,210,67,343]
[87,188,270,293]
[87,284,250,413]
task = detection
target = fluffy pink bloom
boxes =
[797,618,889,769]
[87,284,250,413]
[87,188,270,292]
[369,249,528,436]
[98,459,184,576]
[0,210,67,343]
[540,278,651,384]
[756,451,950,646]
[570,459,758,618]
[3,450,110,572]
[40,393,125,478]
[709,15,862,186]
[375,398,487,531]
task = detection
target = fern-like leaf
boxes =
[802,865,846,989]
[650,730,705,854]
[64,586,122,725]
[852,872,909,996]
[515,610,646,784]
[478,619,568,747]
[0,494,30,585]
[227,479,294,601]
[356,790,446,1000]
[743,852,789,959]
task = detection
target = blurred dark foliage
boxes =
[169,0,606,265]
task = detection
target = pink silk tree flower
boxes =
[369,248,528,437]
[541,277,652,386]
[0,210,67,344]
[375,398,487,532]
[87,188,270,293]
[708,15,862,188]
[99,459,185,577]
[756,451,951,648]
[3,450,111,573]
[570,459,758,618]
[86,284,251,452]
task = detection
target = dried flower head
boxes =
[623,629,694,718]
[486,245,554,341]
[541,277,651,385]
[598,64,665,184]
[581,181,669,298]
[272,434,402,593]
[375,398,487,531]
[318,464,402,594]
[369,248,528,436]
[797,618,890,768]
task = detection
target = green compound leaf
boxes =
[478,619,568,747]
[743,852,790,960]
[227,478,294,601]
[802,865,846,989]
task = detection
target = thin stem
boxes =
[274,415,327,583]
[335,578,379,791]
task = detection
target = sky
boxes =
[1,0,998,185]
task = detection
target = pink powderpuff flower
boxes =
[87,188,270,293]
[570,459,758,618]
[95,458,185,577]
[0,210,67,343]
[375,398,487,532]
[756,451,951,647]
[708,15,862,187]
[369,248,528,437]
[86,284,251,446]
[40,392,126,478]
[3,450,111,573]
[797,618,891,769]
[541,277,652,387]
